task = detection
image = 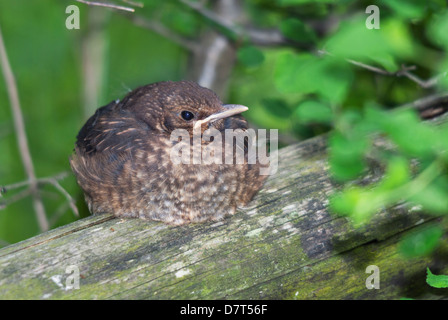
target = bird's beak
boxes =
[193,104,248,130]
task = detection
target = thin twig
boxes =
[1,172,79,218]
[42,179,79,218]
[345,58,399,75]
[179,0,293,47]
[397,70,445,89]
[76,0,135,12]
[0,24,49,232]
[197,36,228,88]
[346,58,442,89]
[191,0,241,95]
[81,7,108,118]
[0,189,32,210]
[180,0,240,34]
[347,56,448,116]
[49,202,70,228]
[1,172,67,191]
[126,14,200,52]
[319,50,444,89]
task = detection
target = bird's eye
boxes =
[181,110,195,121]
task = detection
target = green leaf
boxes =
[337,109,363,132]
[428,12,448,47]
[437,58,448,89]
[161,8,199,37]
[376,157,410,192]
[349,192,381,225]
[382,20,416,60]
[355,105,386,134]
[324,16,397,71]
[280,18,317,44]
[237,46,265,68]
[329,131,368,181]
[317,58,353,103]
[426,268,448,288]
[329,187,364,217]
[274,52,352,103]
[364,105,387,125]
[294,100,333,124]
[425,12,448,89]
[329,188,381,225]
[381,109,437,158]
[409,176,448,214]
[399,225,443,258]
[381,0,427,20]
[329,158,366,182]
[261,98,292,118]
[274,52,315,93]
[436,123,448,158]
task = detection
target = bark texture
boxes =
[1,116,447,299]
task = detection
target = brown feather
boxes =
[70,81,267,225]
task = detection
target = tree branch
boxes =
[179,0,294,47]
[42,177,79,219]
[0,172,79,219]
[346,59,443,89]
[0,189,32,210]
[2,112,447,299]
[75,0,135,12]
[318,50,445,90]
[0,24,49,232]
[344,58,448,117]
[398,92,448,119]
[81,7,108,118]
[124,14,200,52]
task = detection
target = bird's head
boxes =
[121,81,248,137]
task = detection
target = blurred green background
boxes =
[0,0,447,247]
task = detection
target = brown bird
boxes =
[70,81,267,225]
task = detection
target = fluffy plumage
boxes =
[70,81,267,225]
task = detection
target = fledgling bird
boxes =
[70,81,267,225]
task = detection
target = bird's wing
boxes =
[75,100,148,155]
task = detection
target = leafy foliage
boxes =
[235,0,448,266]
[237,46,265,68]
[280,18,317,44]
[247,0,448,258]
[426,268,448,288]
[399,225,443,258]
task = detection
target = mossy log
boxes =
[1,116,448,300]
